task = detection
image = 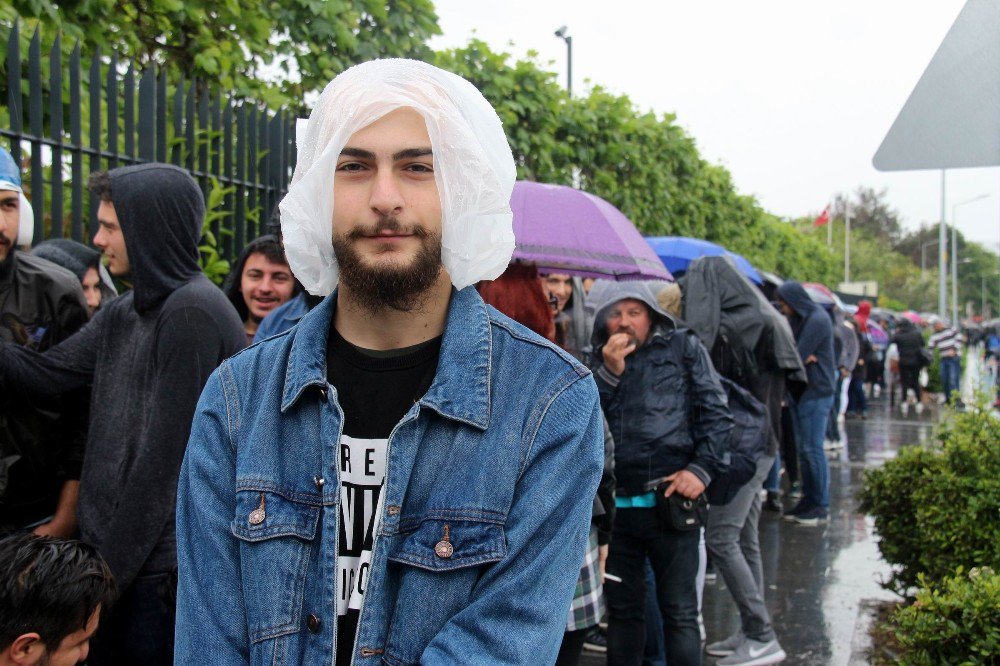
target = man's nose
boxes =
[369,170,404,215]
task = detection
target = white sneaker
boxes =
[706,631,745,657]
[901,402,909,416]
[717,637,787,665]
[915,402,924,414]
[873,384,882,398]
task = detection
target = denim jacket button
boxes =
[434,540,454,558]
[386,505,400,516]
[306,614,321,633]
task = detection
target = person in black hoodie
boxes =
[890,317,926,413]
[0,163,245,665]
[774,282,836,525]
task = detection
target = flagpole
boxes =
[827,204,832,246]
[844,203,851,284]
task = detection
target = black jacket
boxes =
[0,250,89,527]
[776,282,836,400]
[0,164,245,592]
[588,281,733,496]
[891,320,925,368]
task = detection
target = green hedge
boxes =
[859,397,1000,594]
[891,567,1000,665]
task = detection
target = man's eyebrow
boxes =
[339,147,433,161]
[393,147,432,160]
[340,147,377,160]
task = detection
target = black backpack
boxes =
[705,376,768,506]
[670,329,768,506]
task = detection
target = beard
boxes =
[333,215,443,313]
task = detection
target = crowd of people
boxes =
[0,58,974,666]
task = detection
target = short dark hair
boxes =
[249,237,290,268]
[86,171,113,202]
[0,533,115,651]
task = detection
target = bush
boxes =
[859,396,1000,594]
[891,567,1000,665]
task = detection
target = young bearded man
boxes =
[175,59,604,665]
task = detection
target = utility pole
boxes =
[938,170,947,318]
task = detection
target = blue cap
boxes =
[0,147,22,193]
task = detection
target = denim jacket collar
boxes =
[281,286,491,429]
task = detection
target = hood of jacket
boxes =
[587,279,676,350]
[683,255,806,386]
[31,238,118,304]
[775,281,818,319]
[109,163,203,314]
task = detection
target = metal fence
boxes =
[1,21,297,260]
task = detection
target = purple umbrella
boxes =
[510,181,673,281]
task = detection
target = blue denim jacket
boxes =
[175,286,604,665]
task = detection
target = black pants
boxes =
[780,404,799,485]
[88,571,176,666]
[899,363,921,402]
[606,508,701,666]
[556,627,591,666]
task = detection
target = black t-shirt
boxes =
[327,323,441,664]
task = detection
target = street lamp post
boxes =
[554,26,573,97]
[951,193,990,324]
[921,239,939,278]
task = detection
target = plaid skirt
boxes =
[566,527,604,631]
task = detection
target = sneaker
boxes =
[706,631,745,657]
[793,506,829,526]
[582,626,607,653]
[900,402,909,416]
[782,502,808,522]
[717,637,786,665]
[915,402,924,414]
[823,438,838,451]
[764,491,783,513]
[873,384,881,398]
[787,483,802,500]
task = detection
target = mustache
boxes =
[345,216,430,241]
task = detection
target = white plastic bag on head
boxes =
[279,58,516,295]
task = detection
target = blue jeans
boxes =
[940,355,961,403]
[847,377,867,414]
[793,395,835,510]
[606,508,701,666]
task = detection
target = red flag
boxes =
[813,205,830,227]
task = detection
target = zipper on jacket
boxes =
[348,405,419,666]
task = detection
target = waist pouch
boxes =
[654,480,707,531]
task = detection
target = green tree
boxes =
[3,0,441,106]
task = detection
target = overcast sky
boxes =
[429,0,999,253]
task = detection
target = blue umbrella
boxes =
[645,236,763,285]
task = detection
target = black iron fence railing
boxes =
[1,21,297,261]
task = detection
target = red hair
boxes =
[477,264,555,342]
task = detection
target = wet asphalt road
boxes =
[581,388,941,666]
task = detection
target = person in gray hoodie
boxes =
[589,280,732,666]
[0,164,245,664]
[774,281,836,525]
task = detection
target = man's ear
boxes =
[7,632,44,665]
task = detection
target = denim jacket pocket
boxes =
[383,518,507,664]
[231,488,320,644]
